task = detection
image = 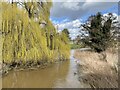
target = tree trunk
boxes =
[50,34,53,50]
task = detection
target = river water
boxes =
[2,50,88,88]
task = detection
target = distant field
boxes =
[70,44,82,49]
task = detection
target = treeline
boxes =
[73,12,119,61]
[1,1,70,65]
[75,12,119,52]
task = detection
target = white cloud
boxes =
[51,1,118,39]
[72,19,81,27]
[53,12,119,39]
[52,0,119,2]
[55,19,81,30]
[53,19,82,39]
[50,2,118,20]
[103,13,119,27]
[62,2,80,11]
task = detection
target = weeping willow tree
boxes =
[2,2,49,63]
[1,1,70,65]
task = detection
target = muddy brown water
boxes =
[2,50,89,88]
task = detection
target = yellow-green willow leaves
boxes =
[2,2,70,64]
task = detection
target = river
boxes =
[2,50,88,88]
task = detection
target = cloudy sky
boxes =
[50,0,119,39]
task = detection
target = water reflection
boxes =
[2,50,84,88]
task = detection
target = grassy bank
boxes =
[2,58,68,77]
[70,44,82,49]
[74,49,118,88]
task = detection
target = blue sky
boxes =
[81,4,118,22]
[50,1,119,39]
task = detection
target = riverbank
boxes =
[2,50,88,88]
[74,49,118,88]
[1,59,67,77]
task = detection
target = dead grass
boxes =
[74,49,118,88]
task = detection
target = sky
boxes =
[50,0,119,39]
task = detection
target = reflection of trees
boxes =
[2,60,70,88]
[55,60,70,79]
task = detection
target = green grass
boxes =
[70,44,81,49]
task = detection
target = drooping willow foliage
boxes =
[1,1,70,64]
